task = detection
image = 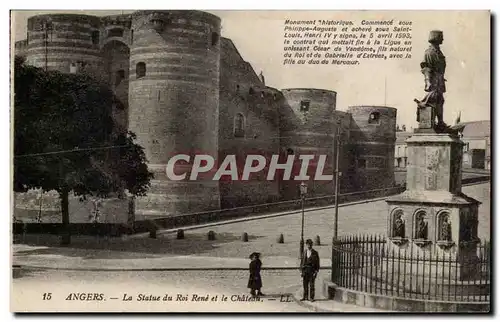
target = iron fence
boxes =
[331,235,490,302]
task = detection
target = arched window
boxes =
[368,111,381,124]
[136,62,146,79]
[234,113,245,137]
[211,32,219,46]
[248,87,255,95]
[91,31,100,45]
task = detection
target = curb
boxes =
[290,290,393,313]
[291,291,333,312]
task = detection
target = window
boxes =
[248,87,255,95]
[234,113,245,137]
[300,100,310,113]
[69,62,78,74]
[358,158,366,168]
[136,62,146,78]
[115,69,125,86]
[369,157,385,169]
[108,28,124,38]
[368,111,381,124]
[130,30,134,44]
[211,32,219,46]
[91,31,100,45]
[286,148,295,155]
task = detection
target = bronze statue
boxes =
[439,214,452,241]
[393,213,405,238]
[415,214,428,240]
[415,30,447,131]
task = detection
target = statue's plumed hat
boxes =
[428,30,444,43]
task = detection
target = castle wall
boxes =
[218,38,280,207]
[348,105,397,191]
[128,10,221,217]
[15,10,400,222]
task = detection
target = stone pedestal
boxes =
[385,132,481,280]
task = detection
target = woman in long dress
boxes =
[247,252,264,297]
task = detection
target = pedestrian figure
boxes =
[247,252,264,297]
[300,239,320,302]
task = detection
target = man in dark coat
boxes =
[300,239,320,302]
[247,252,264,297]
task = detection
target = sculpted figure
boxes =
[393,213,405,238]
[439,214,452,241]
[415,214,428,240]
[415,30,447,129]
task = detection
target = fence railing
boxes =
[331,235,490,303]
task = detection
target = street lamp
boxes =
[299,181,308,259]
[333,127,342,240]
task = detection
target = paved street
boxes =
[11,183,490,312]
[12,268,313,312]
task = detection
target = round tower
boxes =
[128,10,221,217]
[347,105,397,190]
[280,88,339,199]
[26,14,103,79]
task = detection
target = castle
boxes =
[15,10,397,219]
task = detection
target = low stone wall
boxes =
[323,281,490,312]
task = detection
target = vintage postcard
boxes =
[10,9,491,313]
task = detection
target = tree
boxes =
[14,57,153,245]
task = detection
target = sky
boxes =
[11,10,491,130]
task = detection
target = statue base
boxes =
[385,131,482,279]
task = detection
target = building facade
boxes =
[394,120,491,172]
[14,11,397,220]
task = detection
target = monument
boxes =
[325,29,489,312]
[386,30,482,279]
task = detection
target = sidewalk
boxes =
[291,290,392,312]
[13,243,331,271]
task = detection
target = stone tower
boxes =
[348,106,397,191]
[26,14,103,79]
[128,10,221,218]
[280,88,338,199]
